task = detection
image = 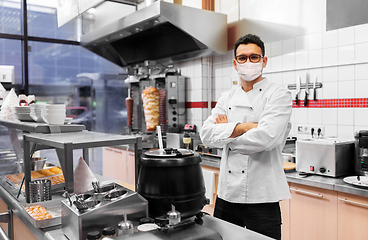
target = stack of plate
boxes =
[42,104,66,125]
[30,104,47,123]
[14,106,34,121]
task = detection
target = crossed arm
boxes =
[215,114,258,138]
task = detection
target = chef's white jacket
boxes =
[200,78,292,203]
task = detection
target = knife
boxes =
[304,76,309,107]
[295,77,301,106]
[313,76,317,101]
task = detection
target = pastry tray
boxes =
[14,173,65,193]
[22,199,62,228]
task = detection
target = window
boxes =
[0,38,22,84]
[0,0,21,35]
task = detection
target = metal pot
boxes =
[137,148,208,219]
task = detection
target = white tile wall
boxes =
[355,63,368,80]
[322,108,338,125]
[338,80,354,99]
[355,24,368,43]
[355,80,368,98]
[338,65,355,81]
[181,22,368,137]
[337,108,354,125]
[338,45,355,64]
[323,30,338,48]
[322,47,338,66]
[355,42,368,63]
[355,108,368,126]
[338,26,355,46]
[338,125,355,140]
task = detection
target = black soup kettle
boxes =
[137,148,209,219]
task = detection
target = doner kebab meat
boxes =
[142,86,160,131]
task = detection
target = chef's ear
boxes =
[233,58,238,71]
[262,56,268,68]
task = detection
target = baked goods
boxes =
[142,86,160,131]
[6,174,22,183]
[25,205,52,220]
[31,172,45,179]
[39,169,54,176]
[49,167,62,174]
[6,167,64,183]
[47,175,65,185]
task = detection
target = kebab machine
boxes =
[125,61,187,149]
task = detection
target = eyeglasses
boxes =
[235,54,263,63]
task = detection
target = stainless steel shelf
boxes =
[0,119,85,133]
[23,131,142,203]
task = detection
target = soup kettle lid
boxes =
[140,148,201,167]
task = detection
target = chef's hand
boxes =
[229,122,258,138]
[214,114,228,124]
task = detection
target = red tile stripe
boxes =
[292,98,368,108]
[186,98,368,108]
[186,102,217,108]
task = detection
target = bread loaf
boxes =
[142,86,160,131]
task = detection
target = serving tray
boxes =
[23,199,62,228]
[343,176,368,188]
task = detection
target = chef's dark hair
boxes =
[234,34,265,57]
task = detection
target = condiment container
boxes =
[117,214,134,236]
[102,227,116,238]
[86,231,101,240]
[167,204,181,226]
[137,223,158,232]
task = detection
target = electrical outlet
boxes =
[310,125,325,138]
[297,125,325,138]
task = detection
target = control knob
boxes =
[319,167,326,173]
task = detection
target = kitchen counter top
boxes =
[0,173,272,240]
[200,155,368,198]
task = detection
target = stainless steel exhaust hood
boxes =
[80,1,227,67]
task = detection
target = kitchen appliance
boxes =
[79,1,227,67]
[130,74,186,134]
[296,138,355,177]
[354,130,368,176]
[137,148,209,219]
[195,144,222,158]
[166,125,200,150]
[61,183,148,240]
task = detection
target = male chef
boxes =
[200,34,292,240]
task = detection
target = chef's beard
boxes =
[237,62,263,81]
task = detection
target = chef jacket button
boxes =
[229,107,231,110]
[242,170,245,173]
[228,170,231,173]
[259,89,262,91]
[229,148,231,151]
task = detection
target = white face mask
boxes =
[236,61,263,81]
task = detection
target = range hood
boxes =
[80,1,227,67]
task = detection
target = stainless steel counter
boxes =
[200,155,368,197]
[0,178,272,240]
